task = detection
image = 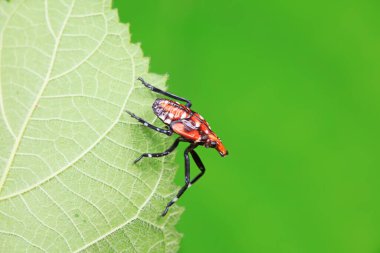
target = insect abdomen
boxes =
[152,98,191,124]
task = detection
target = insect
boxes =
[126,77,228,216]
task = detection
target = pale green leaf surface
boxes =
[0,0,182,252]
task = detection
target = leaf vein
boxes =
[73,162,164,252]
[39,186,86,243]
[0,0,76,194]
[20,195,72,251]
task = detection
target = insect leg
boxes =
[125,110,173,136]
[161,143,198,216]
[189,150,206,185]
[134,137,182,164]
[137,77,192,107]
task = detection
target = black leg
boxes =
[161,143,201,217]
[189,150,206,185]
[125,110,173,136]
[134,137,182,163]
[137,77,192,107]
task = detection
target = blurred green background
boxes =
[114,1,380,252]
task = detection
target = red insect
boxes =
[126,77,228,216]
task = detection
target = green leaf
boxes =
[0,0,183,252]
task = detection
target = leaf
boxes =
[0,0,183,252]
